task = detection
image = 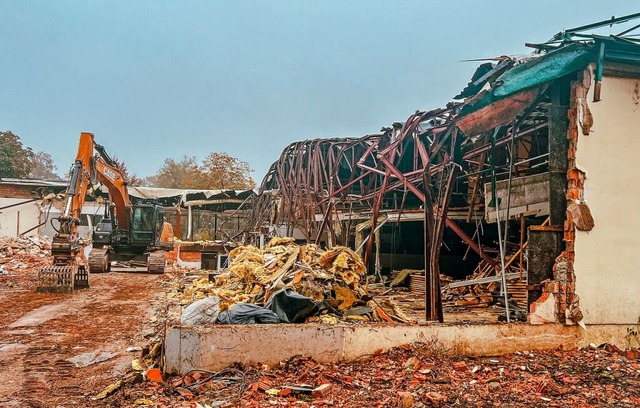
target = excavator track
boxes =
[147,251,166,274]
[88,248,110,273]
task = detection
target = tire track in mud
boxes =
[0,272,164,407]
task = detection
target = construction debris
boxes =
[567,202,595,231]
[217,303,280,324]
[383,258,528,322]
[66,351,117,368]
[176,238,407,323]
[180,296,221,325]
[92,379,123,400]
[0,236,51,272]
[112,342,640,407]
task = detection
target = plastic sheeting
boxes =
[96,185,254,207]
[265,288,319,323]
[180,296,221,325]
[217,303,280,324]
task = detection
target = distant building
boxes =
[0,178,66,238]
[0,178,254,242]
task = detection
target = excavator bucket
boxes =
[88,248,110,273]
[147,251,167,274]
[36,265,89,294]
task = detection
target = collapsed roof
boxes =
[249,12,640,269]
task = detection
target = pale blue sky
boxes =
[1,1,638,182]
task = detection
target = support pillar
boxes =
[549,79,570,228]
[187,205,193,241]
[527,78,571,307]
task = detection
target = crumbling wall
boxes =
[571,73,640,324]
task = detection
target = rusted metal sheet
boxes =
[456,87,542,137]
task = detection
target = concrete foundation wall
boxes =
[574,75,640,324]
[165,324,344,374]
[484,172,550,223]
[164,323,635,374]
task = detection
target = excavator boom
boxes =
[64,132,131,229]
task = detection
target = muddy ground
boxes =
[0,267,167,407]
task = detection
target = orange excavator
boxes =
[37,132,172,293]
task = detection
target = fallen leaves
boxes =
[111,343,640,407]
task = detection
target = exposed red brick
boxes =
[543,280,560,294]
[556,70,590,324]
[566,188,580,200]
[567,108,578,130]
[312,383,332,398]
[567,169,582,180]
[565,240,574,252]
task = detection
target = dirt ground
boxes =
[0,267,167,407]
[1,264,639,408]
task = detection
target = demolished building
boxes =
[246,14,640,328]
[164,14,640,373]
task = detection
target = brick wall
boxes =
[555,68,591,324]
[0,183,39,199]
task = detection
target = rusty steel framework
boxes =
[249,83,552,318]
[245,13,640,322]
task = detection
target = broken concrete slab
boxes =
[529,292,558,325]
[66,351,117,368]
[3,329,35,336]
[0,343,28,354]
[8,303,70,328]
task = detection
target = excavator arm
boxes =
[93,153,131,230]
[63,132,131,232]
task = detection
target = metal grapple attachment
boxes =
[36,265,89,294]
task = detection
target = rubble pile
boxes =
[177,237,407,324]
[113,343,640,407]
[0,236,51,273]
[441,256,527,311]
[441,270,495,308]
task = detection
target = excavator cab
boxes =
[132,205,156,243]
[93,202,168,246]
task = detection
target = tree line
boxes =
[0,131,255,190]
